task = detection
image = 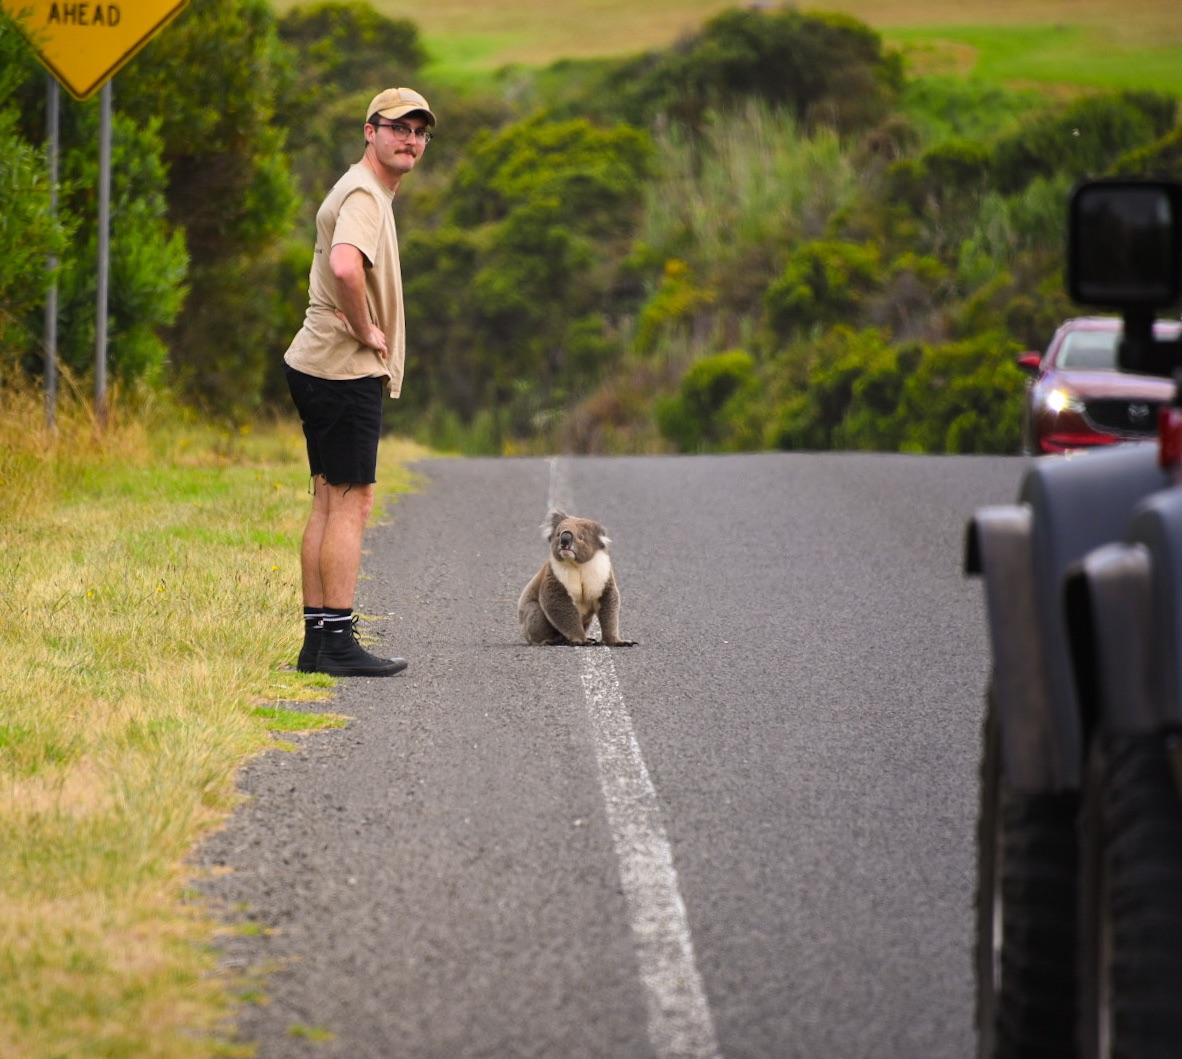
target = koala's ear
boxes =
[596,523,612,549]
[541,509,567,539]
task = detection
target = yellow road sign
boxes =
[3,0,189,101]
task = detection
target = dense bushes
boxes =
[766,241,883,334]
[656,349,756,452]
[397,116,653,440]
[0,111,65,369]
[629,61,1172,456]
[596,6,903,134]
[762,328,1024,454]
[276,1,428,214]
[992,91,1177,194]
[2,3,1180,454]
[0,17,184,387]
[278,1,426,98]
[54,111,188,387]
[0,0,294,411]
[115,0,301,415]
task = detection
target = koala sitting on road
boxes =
[518,509,637,646]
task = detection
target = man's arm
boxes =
[329,242,388,359]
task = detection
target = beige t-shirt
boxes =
[284,162,406,397]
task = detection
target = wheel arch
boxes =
[967,444,1168,789]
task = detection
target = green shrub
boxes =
[119,0,299,416]
[1112,123,1182,180]
[53,112,187,388]
[657,349,756,451]
[993,91,1169,194]
[607,6,902,133]
[0,110,68,368]
[635,260,715,355]
[449,115,653,230]
[765,240,882,336]
[894,332,1025,453]
[640,103,857,287]
[773,327,894,450]
[900,76,1039,145]
[1,10,186,389]
[772,327,1025,454]
[886,138,993,214]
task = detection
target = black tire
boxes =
[976,692,1079,1058]
[1079,731,1182,1059]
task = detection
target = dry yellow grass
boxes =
[0,383,425,1056]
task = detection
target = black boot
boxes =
[297,623,324,673]
[317,617,407,677]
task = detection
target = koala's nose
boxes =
[559,531,574,548]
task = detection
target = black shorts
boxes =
[285,366,383,485]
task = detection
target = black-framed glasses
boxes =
[374,121,433,144]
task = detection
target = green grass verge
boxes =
[889,23,1182,95]
[0,387,424,1057]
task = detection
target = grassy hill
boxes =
[269,0,1182,95]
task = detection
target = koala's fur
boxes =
[518,509,637,646]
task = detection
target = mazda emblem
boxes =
[1129,403,1151,423]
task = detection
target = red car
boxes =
[1019,316,1182,455]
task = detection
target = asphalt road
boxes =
[197,451,1026,1058]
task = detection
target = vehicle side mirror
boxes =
[1016,352,1042,374]
[1068,179,1182,376]
[1068,179,1182,309]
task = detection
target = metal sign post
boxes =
[44,75,59,430]
[95,81,111,428]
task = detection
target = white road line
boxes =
[549,460,722,1059]
[580,651,722,1059]
[546,456,575,514]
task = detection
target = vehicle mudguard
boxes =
[1065,542,1155,738]
[1122,488,1182,730]
[966,503,1057,790]
[966,443,1168,790]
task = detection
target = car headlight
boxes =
[1045,387,1085,414]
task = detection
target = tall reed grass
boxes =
[639,102,860,272]
[0,380,422,1056]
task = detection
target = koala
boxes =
[518,509,637,647]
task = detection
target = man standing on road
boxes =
[283,87,436,677]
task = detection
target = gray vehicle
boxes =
[966,179,1182,1058]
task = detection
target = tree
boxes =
[53,109,187,387]
[993,92,1175,195]
[279,2,425,98]
[116,0,299,416]
[1,8,183,390]
[0,100,66,372]
[276,2,427,209]
[603,7,903,134]
[402,116,653,439]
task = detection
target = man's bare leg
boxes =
[297,477,404,676]
[300,477,374,608]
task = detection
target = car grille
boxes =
[1085,397,1161,436]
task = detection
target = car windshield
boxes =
[1057,330,1119,370]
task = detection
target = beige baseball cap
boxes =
[365,87,436,127]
